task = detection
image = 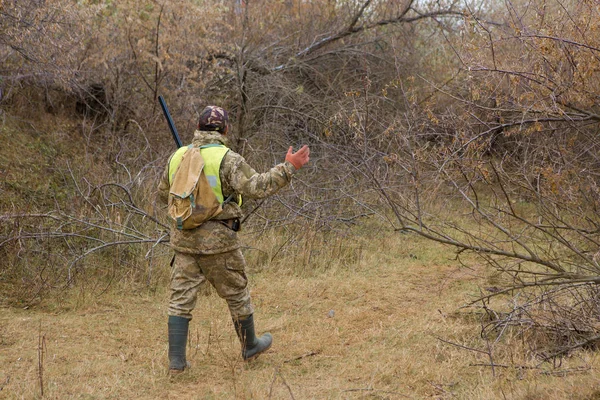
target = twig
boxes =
[241,199,267,224]
[0,376,10,391]
[0,213,61,221]
[470,363,539,370]
[342,388,413,398]
[278,371,295,400]
[540,366,590,376]
[268,367,296,400]
[519,34,600,53]
[539,334,600,363]
[434,336,490,354]
[283,350,320,363]
[38,321,46,397]
[67,238,165,282]
[268,368,278,399]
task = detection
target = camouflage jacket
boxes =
[158,130,297,254]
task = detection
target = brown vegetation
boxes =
[2,0,600,396]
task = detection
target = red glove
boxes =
[285,145,310,170]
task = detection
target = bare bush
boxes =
[0,170,169,305]
[477,283,600,362]
[363,0,600,358]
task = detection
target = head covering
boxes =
[198,106,228,133]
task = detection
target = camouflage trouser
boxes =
[168,248,254,319]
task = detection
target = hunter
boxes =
[157,105,310,374]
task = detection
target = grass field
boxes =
[2,227,600,399]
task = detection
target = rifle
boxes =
[158,95,183,148]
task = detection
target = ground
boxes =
[2,232,600,399]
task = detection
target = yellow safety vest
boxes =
[168,144,242,205]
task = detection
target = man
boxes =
[158,105,310,374]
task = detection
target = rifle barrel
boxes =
[158,95,183,148]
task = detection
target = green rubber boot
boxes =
[233,314,273,360]
[168,315,189,373]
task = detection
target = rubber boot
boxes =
[168,315,189,373]
[233,314,273,360]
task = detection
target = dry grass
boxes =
[2,229,600,399]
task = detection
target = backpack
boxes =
[168,146,222,230]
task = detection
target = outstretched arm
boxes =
[223,145,310,200]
